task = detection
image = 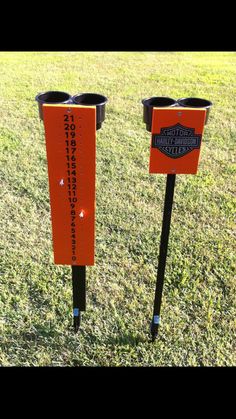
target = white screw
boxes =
[79,210,84,218]
[59,179,64,186]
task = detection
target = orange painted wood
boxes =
[150,107,206,174]
[43,103,96,265]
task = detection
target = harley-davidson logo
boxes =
[152,123,202,158]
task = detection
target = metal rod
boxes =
[151,174,176,341]
[72,265,86,332]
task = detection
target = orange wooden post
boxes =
[42,103,96,331]
[43,104,96,265]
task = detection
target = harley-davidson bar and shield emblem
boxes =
[152,123,202,159]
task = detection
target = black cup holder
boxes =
[142,97,177,132]
[35,91,72,120]
[177,97,213,124]
[72,93,108,130]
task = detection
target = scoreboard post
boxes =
[36,91,107,331]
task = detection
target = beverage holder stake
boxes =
[142,96,212,341]
[36,91,107,332]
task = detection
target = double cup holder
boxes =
[35,90,108,130]
[142,96,213,132]
[36,91,212,133]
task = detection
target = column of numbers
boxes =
[64,115,78,262]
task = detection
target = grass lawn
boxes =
[0,51,235,366]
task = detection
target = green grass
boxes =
[0,51,235,366]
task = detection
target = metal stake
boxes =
[151,174,176,341]
[72,265,86,332]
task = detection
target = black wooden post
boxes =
[151,174,176,341]
[72,265,86,332]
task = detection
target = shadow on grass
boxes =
[3,321,73,353]
[99,331,148,346]
[3,317,152,364]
